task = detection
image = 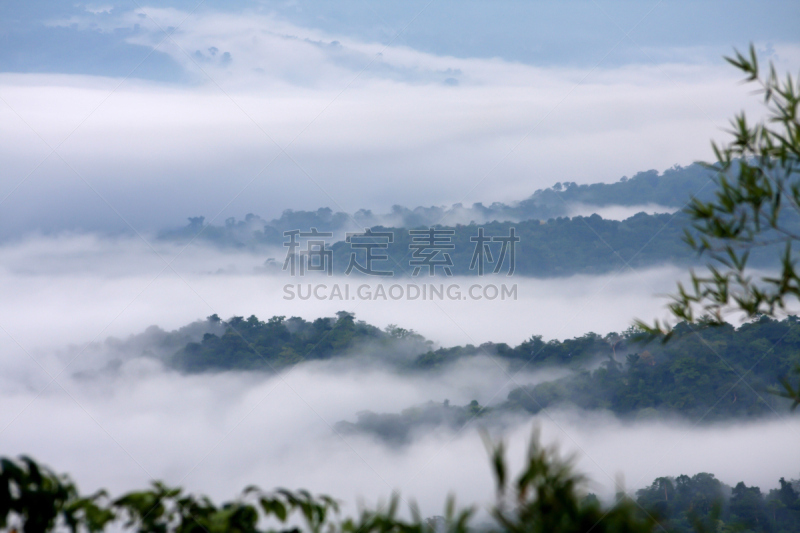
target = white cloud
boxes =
[0,235,795,517]
[566,203,677,220]
[84,5,114,15]
[2,352,797,518]
[0,234,686,354]
[3,8,798,236]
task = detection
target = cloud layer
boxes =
[2,6,798,237]
[3,350,798,519]
[2,234,797,518]
[0,234,686,355]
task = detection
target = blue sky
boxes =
[2,1,797,79]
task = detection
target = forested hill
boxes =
[634,473,800,533]
[159,162,714,247]
[169,313,798,421]
[155,163,799,278]
[323,213,693,277]
[171,312,431,373]
[514,162,713,216]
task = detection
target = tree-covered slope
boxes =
[157,162,800,278]
[171,312,430,373]
[170,313,799,421]
[322,212,693,277]
[158,163,714,252]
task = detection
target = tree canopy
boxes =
[640,45,800,408]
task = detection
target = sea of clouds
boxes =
[2,3,799,519]
[0,235,797,518]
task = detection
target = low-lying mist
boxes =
[0,233,685,355]
[2,351,797,519]
[566,203,677,220]
[1,233,796,517]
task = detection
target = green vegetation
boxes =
[504,316,797,420]
[651,47,800,328]
[159,163,713,250]
[635,472,800,532]
[170,312,798,422]
[323,213,694,278]
[171,312,429,373]
[513,163,713,218]
[0,454,341,533]
[165,212,701,278]
[3,441,796,533]
[155,154,800,278]
[641,46,800,408]
[334,399,489,446]
[159,168,800,278]
[156,165,725,279]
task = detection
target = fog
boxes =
[0,233,684,355]
[1,64,746,237]
[3,348,798,519]
[1,233,797,517]
[566,203,677,221]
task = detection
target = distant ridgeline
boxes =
[158,164,723,276]
[161,163,713,240]
[171,313,799,423]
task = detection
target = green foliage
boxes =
[636,473,726,532]
[5,451,796,533]
[0,429,669,533]
[0,458,342,533]
[171,313,430,373]
[640,45,800,408]
[0,456,113,533]
[506,316,798,420]
[636,473,800,533]
[514,164,713,217]
[173,312,798,421]
[635,472,800,533]
[485,428,657,533]
[325,213,693,278]
[159,164,715,252]
[652,46,800,327]
[159,169,724,279]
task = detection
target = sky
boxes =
[0,1,798,237]
[1,0,800,520]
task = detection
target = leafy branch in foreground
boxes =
[484,429,657,533]
[0,429,659,533]
[637,44,800,406]
[642,45,800,330]
[6,434,796,532]
[0,454,341,533]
